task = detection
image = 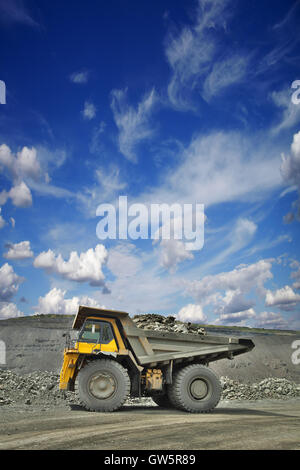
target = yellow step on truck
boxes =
[59,306,254,413]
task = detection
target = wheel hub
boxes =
[190,379,208,400]
[89,372,116,399]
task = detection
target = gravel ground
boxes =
[1,369,299,411]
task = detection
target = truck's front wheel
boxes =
[76,359,130,412]
[168,365,221,413]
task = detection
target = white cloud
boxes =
[165,0,249,109]
[265,285,300,310]
[0,0,39,28]
[33,244,108,286]
[140,132,283,209]
[165,0,227,109]
[82,101,96,120]
[255,311,289,330]
[8,181,32,207]
[177,304,206,323]
[3,241,33,260]
[107,244,142,279]
[185,259,274,309]
[0,208,5,229]
[0,301,23,319]
[200,217,257,272]
[110,88,157,162]
[0,263,24,301]
[70,70,90,84]
[36,287,102,315]
[280,130,300,221]
[291,265,300,290]
[159,239,194,273]
[271,89,300,134]
[16,146,41,181]
[0,144,41,182]
[215,289,255,316]
[0,144,47,208]
[203,55,248,101]
[215,308,256,325]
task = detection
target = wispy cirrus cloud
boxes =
[0,0,39,28]
[140,131,283,208]
[110,88,158,162]
[164,0,249,109]
[271,88,300,134]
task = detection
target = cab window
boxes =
[79,320,114,344]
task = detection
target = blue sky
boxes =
[0,0,300,329]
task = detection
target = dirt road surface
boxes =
[0,399,299,450]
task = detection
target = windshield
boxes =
[78,319,114,344]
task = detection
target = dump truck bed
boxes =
[74,306,255,367]
[123,327,254,366]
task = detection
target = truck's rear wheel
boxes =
[168,365,221,413]
[152,394,174,408]
[76,359,130,412]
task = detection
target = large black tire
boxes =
[151,394,174,408]
[168,365,222,413]
[76,359,130,412]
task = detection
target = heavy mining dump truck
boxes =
[59,306,254,413]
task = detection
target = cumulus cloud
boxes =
[215,289,255,316]
[0,263,24,302]
[159,239,194,273]
[183,259,274,326]
[185,259,274,303]
[36,288,102,315]
[33,244,108,287]
[110,88,157,162]
[0,144,41,182]
[82,101,96,120]
[0,301,23,319]
[7,181,32,207]
[265,285,300,310]
[177,304,207,323]
[0,144,43,208]
[3,241,33,260]
[0,143,70,208]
